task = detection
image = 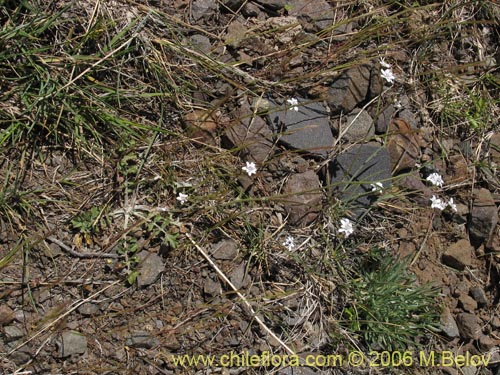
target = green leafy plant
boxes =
[343,250,439,350]
[70,206,102,235]
[116,211,178,285]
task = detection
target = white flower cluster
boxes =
[426,172,444,187]
[286,98,299,111]
[431,195,457,212]
[242,161,257,176]
[282,235,295,251]
[176,192,189,205]
[370,182,384,194]
[425,173,457,212]
[338,218,354,238]
[380,58,395,84]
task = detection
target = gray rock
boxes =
[440,307,459,338]
[396,172,433,206]
[224,100,274,164]
[329,144,392,216]
[327,65,371,114]
[268,98,334,158]
[255,0,288,12]
[189,34,211,53]
[221,0,245,11]
[254,0,287,11]
[285,0,333,31]
[211,239,239,260]
[10,349,31,365]
[369,64,383,99]
[375,104,395,134]
[339,108,375,142]
[77,303,99,316]
[242,2,261,17]
[126,330,159,349]
[469,188,498,246]
[191,0,217,22]
[281,170,323,226]
[456,313,482,340]
[399,108,419,129]
[229,262,251,290]
[137,251,165,288]
[58,331,87,357]
[442,239,473,270]
[3,325,23,342]
[203,277,222,296]
[470,286,488,307]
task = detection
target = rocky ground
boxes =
[0,1,499,374]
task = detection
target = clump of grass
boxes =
[342,250,439,351]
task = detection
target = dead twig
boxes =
[46,236,119,259]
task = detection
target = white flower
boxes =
[282,235,295,251]
[370,182,384,194]
[176,192,189,205]
[242,161,257,176]
[338,218,354,238]
[286,98,299,111]
[394,98,403,109]
[381,68,395,84]
[426,172,444,187]
[448,198,458,212]
[430,195,447,211]
[380,58,391,68]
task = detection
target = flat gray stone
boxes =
[189,34,211,53]
[224,100,274,164]
[229,262,251,290]
[339,108,375,142]
[329,144,392,216]
[470,286,488,307]
[282,170,323,226]
[440,307,459,338]
[469,188,498,246]
[285,0,333,30]
[137,251,165,288]
[203,277,222,296]
[191,0,217,21]
[268,98,334,157]
[456,313,482,340]
[375,104,395,134]
[211,239,239,260]
[254,0,287,11]
[77,303,99,316]
[3,325,23,342]
[58,331,87,357]
[126,330,159,349]
[327,65,371,115]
